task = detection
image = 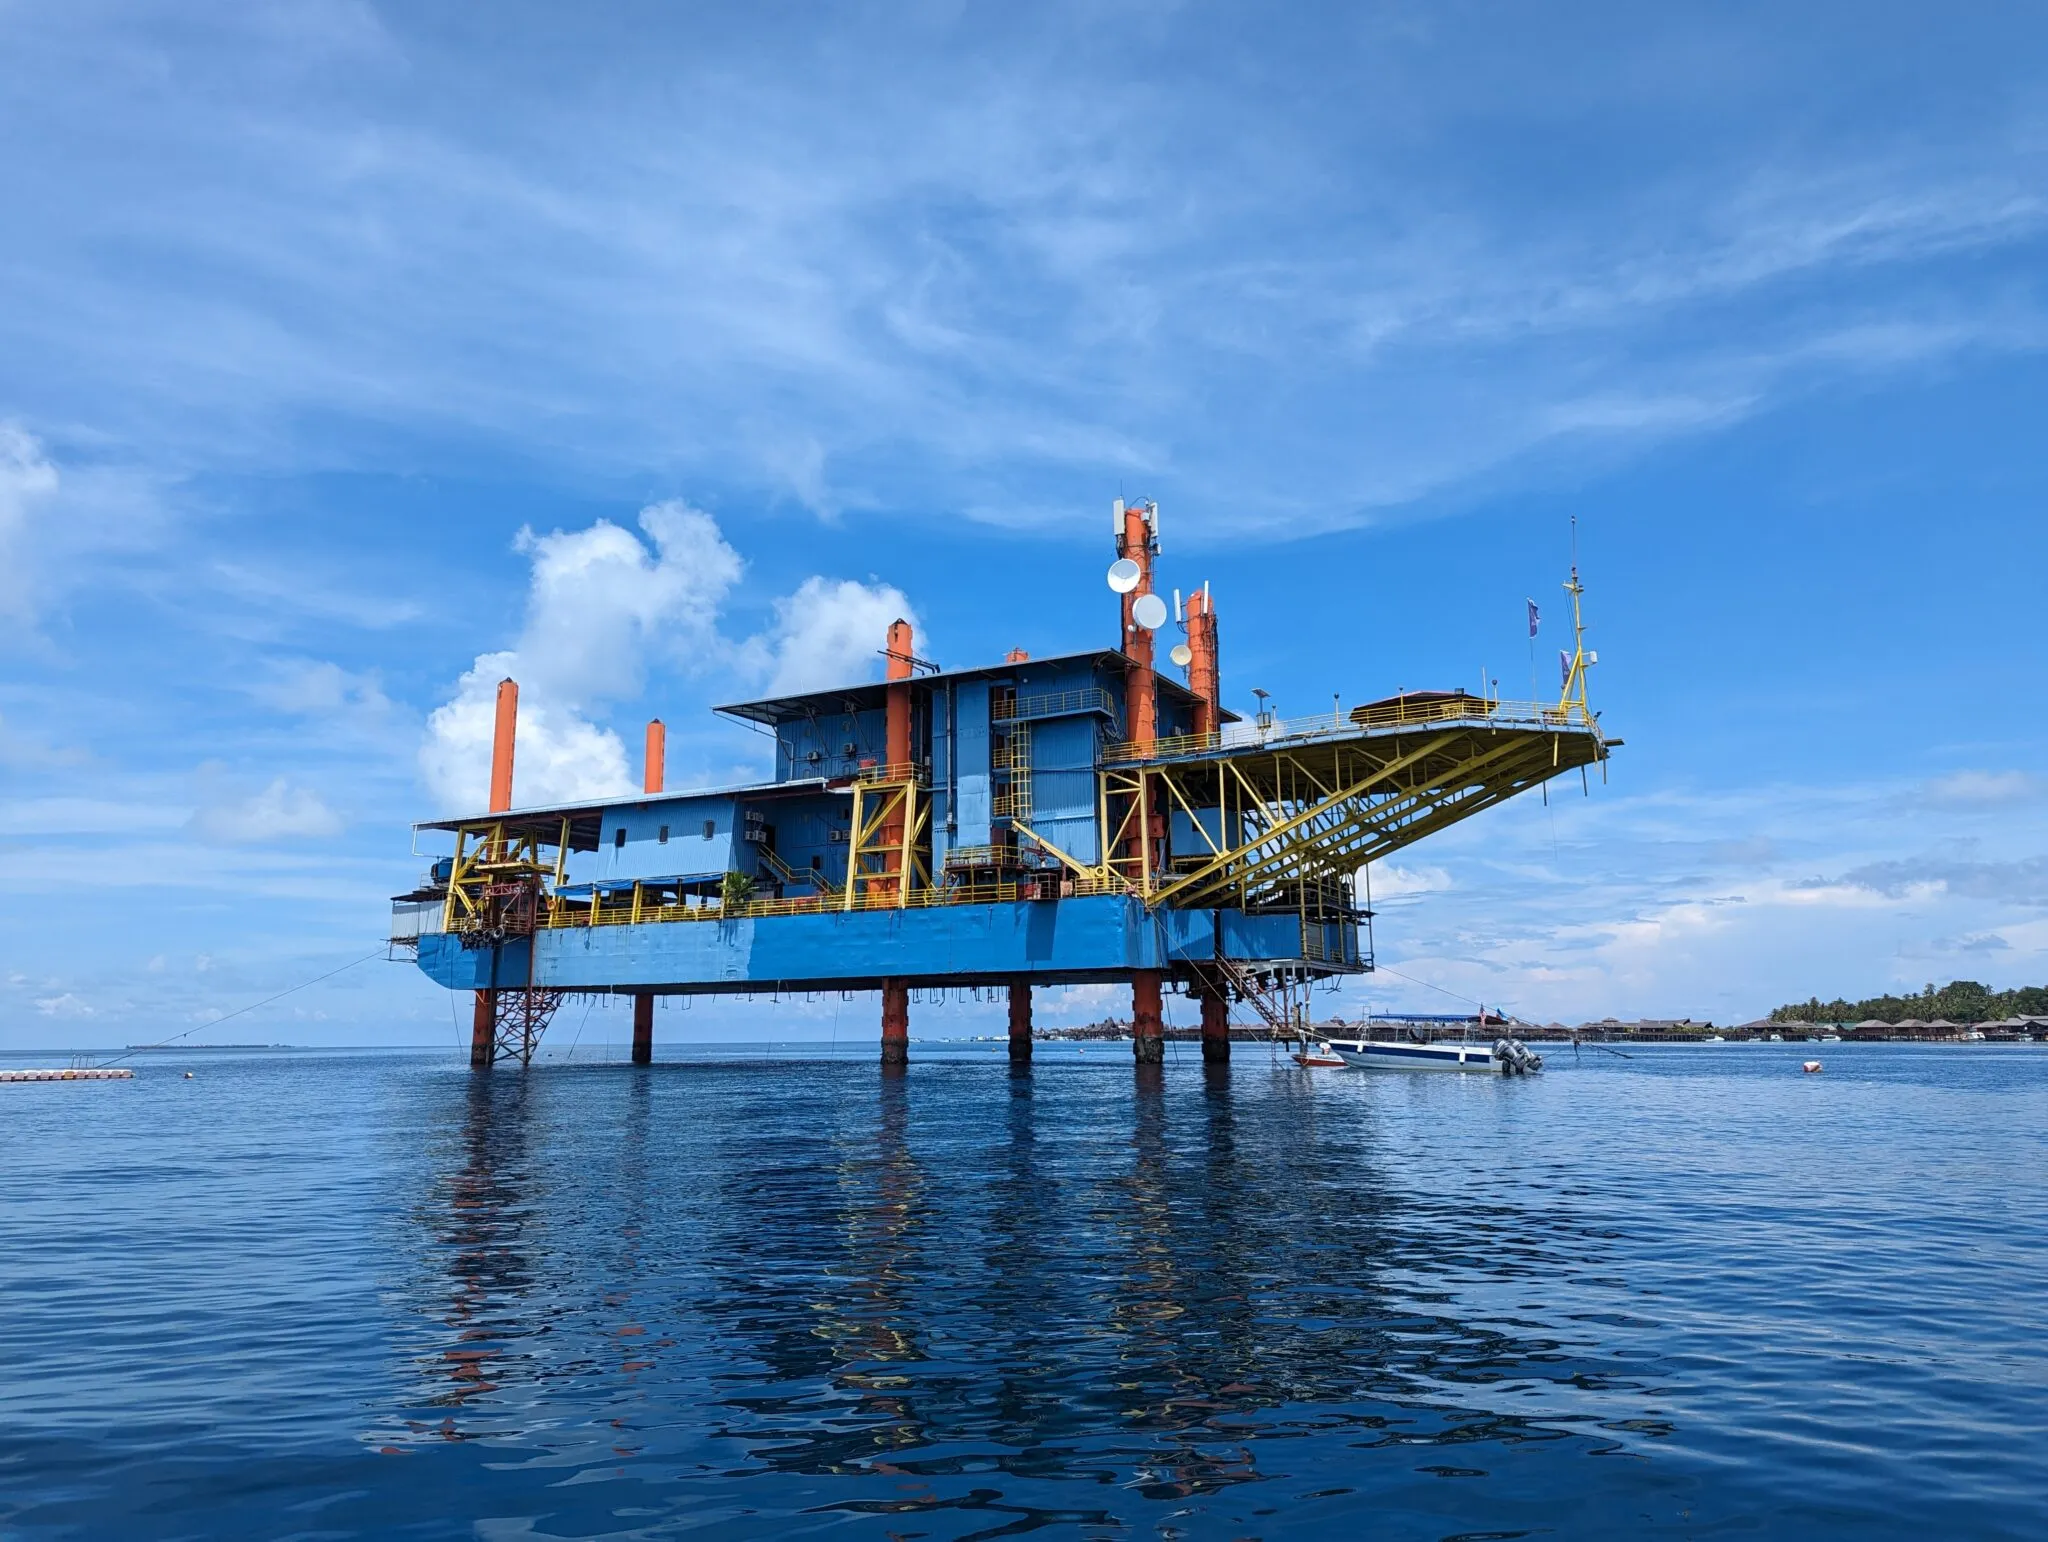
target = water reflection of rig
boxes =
[393,502,1613,1066]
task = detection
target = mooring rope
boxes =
[94,945,389,1070]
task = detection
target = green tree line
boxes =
[1772,979,2048,1025]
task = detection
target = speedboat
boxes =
[1327,1036,1542,1075]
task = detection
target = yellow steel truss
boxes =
[442,818,564,933]
[1140,724,1602,908]
[843,775,931,909]
[1005,717,1607,910]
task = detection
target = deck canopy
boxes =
[715,648,1231,728]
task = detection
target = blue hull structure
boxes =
[419,896,1322,996]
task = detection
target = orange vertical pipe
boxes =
[479,680,517,1068]
[1187,587,1220,738]
[643,719,665,794]
[1118,506,1157,752]
[874,619,915,901]
[488,678,518,813]
[634,722,663,1065]
[884,618,914,767]
[1119,506,1166,1067]
[1118,505,1160,887]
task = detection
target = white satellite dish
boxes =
[1107,557,1142,594]
[1169,643,1194,668]
[1132,592,1168,631]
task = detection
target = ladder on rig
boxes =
[758,844,840,901]
[1192,955,1307,1047]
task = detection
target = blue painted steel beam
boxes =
[417,895,1349,995]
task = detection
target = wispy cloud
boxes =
[1,8,2042,539]
[187,777,344,844]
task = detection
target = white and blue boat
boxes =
[1325,1035,1542,1074]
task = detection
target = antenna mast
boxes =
[1558,516,1593,717]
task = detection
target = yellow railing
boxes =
[853,761,927,785]
[520,871,1132,931]
[993,687,1117,723]
[1101,697,1597,763]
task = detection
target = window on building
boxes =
[658,825,669,844]
[614,828,626,850]
[703,819,715,840]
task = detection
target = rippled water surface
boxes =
[2,1039,2044,1539]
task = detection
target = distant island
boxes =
[123,1043,295,1051]
[1771,979,2048,1025]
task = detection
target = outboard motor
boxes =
[1494,1038,1543,1075]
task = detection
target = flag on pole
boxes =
[1526,599,1539,637]
[1559,649,1573,688]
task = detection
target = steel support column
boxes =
[1132,971,1165,1065]
[1007,980,1032,1060]
[470,989,496,1069]
[1200,991,1230,1062]
[881,979,910,1065]
[632,993,653,1065]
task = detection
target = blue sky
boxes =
[4,1,2046,1047]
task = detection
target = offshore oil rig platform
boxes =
[395,501,1612,1066]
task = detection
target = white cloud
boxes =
[759,577,918,696]
[1923,770,2045,808]
[421,501,919,811]
[0,423,59,620]
[511,501,743,702]
[246,658,392,716]
[0,709,88,770]
[1360,863,1454,902]
[0,797,187,836]
[422,657,635,811]
[5,14,2042,538]
[1323,768,2048,1026]
[421,501,745,811]
[188,778,344,843]
[34,992,94,1017]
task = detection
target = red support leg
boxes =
[1007,980,1033,1060]
[1200,991,1230,1062]
[470,989,496,1069]
[632,993,654,1065]
[1131,971,1165,1065]
[881,979,910,1066]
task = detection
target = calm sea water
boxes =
[1,1039,2043,1540]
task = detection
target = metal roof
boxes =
[715,648,1229,726]
[413,775,829,842]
